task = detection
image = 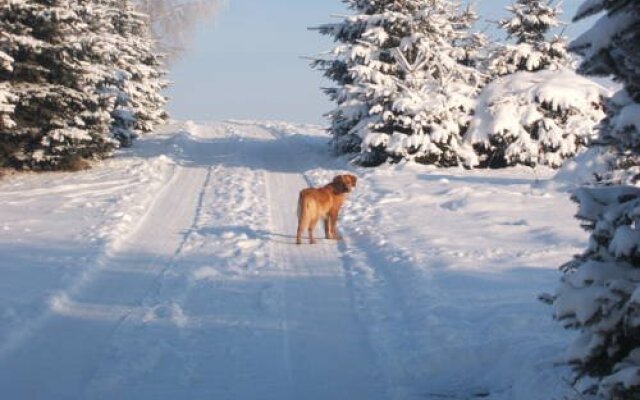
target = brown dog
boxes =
[296,174,357,245]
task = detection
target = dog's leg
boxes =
[296,219,304,245]
[296,213,306,245]
[296,194,306,245]
[330,210,342,240]
[324,218,331,239]
[308,217,318,244]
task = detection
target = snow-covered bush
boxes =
[488,0,571,77]
[0,0,167,170]
[312,0,484,167]
[545,0,640,398]
[466,69,608,168]
[467,0,596,169]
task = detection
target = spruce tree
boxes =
[545,1,640,398]
[312,0,484,167]
[0,0,117,169]
[488,0,570,76]
[0,0,167,170]
[311,0,386,156]
[88,0,168,145]
[114,1,168,142]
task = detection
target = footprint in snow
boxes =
[236,239,261,251]
[440,198,468,211]
[143,303,188,326]
[500,219,529,226]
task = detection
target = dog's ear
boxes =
[348,174,357,187]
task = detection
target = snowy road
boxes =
[0,121,583,399]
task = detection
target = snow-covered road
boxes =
[0,121,584,399]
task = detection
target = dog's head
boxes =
[332,174,358,194]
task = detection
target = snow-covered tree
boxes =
[544,1,640,398]
[569,0,640,186]
[0,0,167,170]
[89,0,168,145]
[311,0,385,156]
[466,69,607,168]
[0,0,117,170]
[0,49,16,134]
[488,0,570,76]
[467,0,603,168]
[312,0,485,167]
[549,187,640,399]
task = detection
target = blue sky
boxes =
[166,0,588,124]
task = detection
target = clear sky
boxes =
[166,0,589,125]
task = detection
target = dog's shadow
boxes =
[187,225,337,246]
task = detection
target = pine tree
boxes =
[0,0,167,170]
[545,1,640,398]
[0,0,117,169]
[312,0,484,167]
[114,1,168,142]
[488,0,570,76]
[88,0,168,145]
[311,0,386,156]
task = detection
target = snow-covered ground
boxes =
[0,120,583,399]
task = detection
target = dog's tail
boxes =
[296,192,303,220]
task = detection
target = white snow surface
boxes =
[0,120,585,399]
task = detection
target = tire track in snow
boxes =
[335,166,578,399]
[83,130,285,399]
[0,121,394,399]
[302,168,421,399]
[81,163,216,396]
[340,233,435,399]
[0,156,178,362]
[0,150,211,398]
[266,121,437,399]
[339,173,497,399]
[262,168,296,394]
[260,123,389,400]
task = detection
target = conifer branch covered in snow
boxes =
[548,0,640,398]
[0,49,16,132]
